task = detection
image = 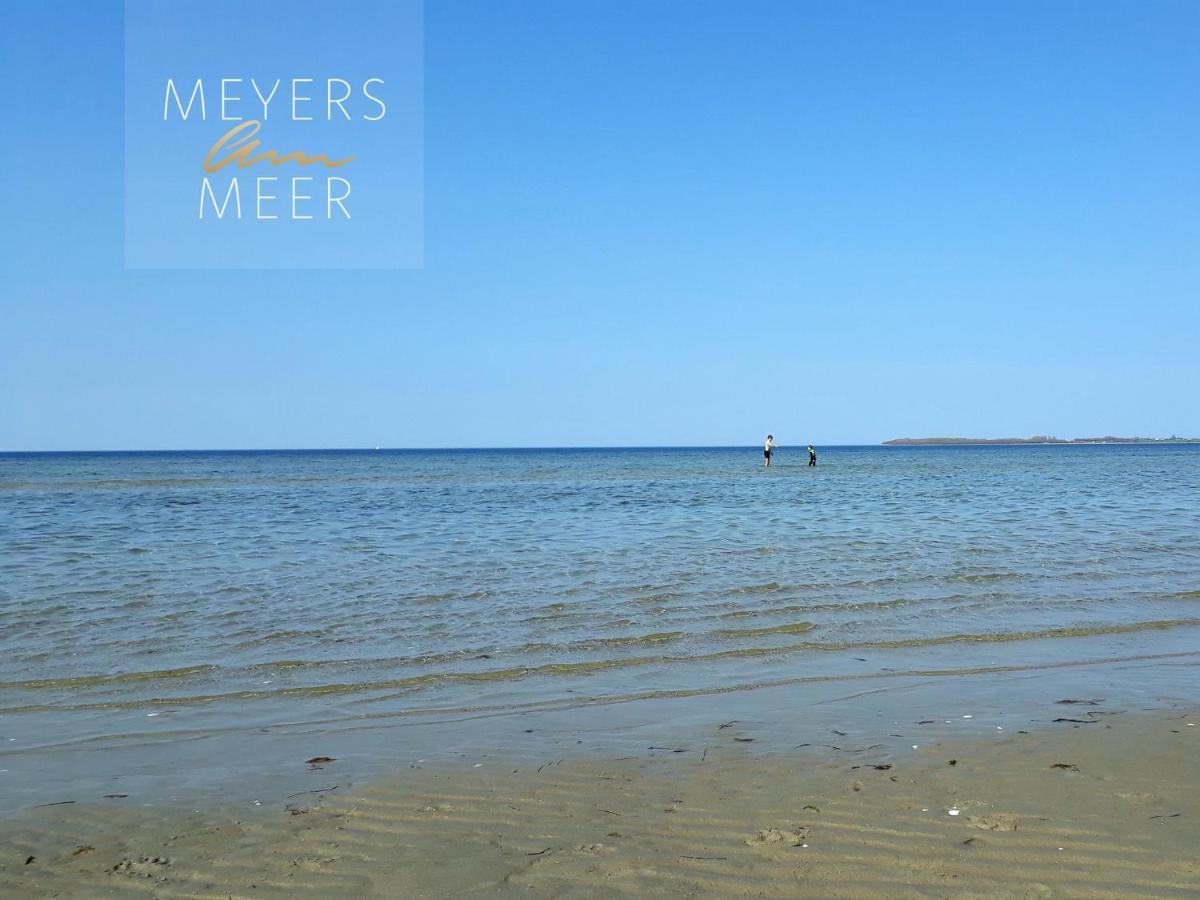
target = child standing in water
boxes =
[808,444,817,466]
[764,434,777,467]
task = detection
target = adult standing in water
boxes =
[764,434,777,467]
[808,444,817,467]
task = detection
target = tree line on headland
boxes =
[882,436,1199,445]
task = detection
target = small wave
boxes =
[954,571,1027,583]
[3,664,219,691]
[1160,590,1200,601]
[233,630,330,650]
[711,597,917,620]
[4,618,1198,713]
[729,582,789,595]
[631,591,678,605]
[518,631,686,653]
[410,590,490,605]
[715,622,816,638]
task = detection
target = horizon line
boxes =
[2,440,1196,455]
[0,443,874,454]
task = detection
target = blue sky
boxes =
[1,0,1197,449]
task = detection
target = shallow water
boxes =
[2,446,1199,809]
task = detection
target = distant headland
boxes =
[882,436,1200,446]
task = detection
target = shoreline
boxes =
[4,633,1199,819]
[4,704,1197,897]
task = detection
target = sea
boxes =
[2,446,1198,812]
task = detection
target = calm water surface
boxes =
[2,446,1199,805]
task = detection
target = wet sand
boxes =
[3,705,1197,898]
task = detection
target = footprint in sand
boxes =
[110,855,173,878]
[746,826,810,847]
[291,856,338,871]
[965,814,1019,832]
[1115,791,1160,804]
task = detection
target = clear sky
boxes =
[2,0,1197,450]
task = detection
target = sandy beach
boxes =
[4,702,1197,898]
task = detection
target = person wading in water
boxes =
[764,434,778,467]
[808,444,817,467]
